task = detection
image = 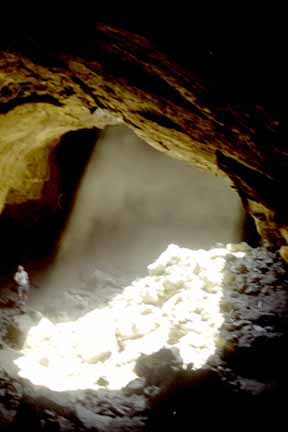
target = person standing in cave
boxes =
[14,265,30,309]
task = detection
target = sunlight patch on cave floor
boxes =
[14,243,249,392]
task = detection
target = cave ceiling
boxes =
[0,10,288,244]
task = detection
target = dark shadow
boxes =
[242,212,260,247]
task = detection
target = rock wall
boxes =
[1,17,288,245]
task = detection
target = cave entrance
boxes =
[0,123,248,392]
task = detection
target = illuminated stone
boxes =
[14,243,249,391]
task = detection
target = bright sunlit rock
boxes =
[14,243,249,392]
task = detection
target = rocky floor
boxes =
[0,243,288,430]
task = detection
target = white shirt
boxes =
[14,270,29,286]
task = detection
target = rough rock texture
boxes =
[1,14,288,244]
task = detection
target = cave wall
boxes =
[1,16,288,245]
